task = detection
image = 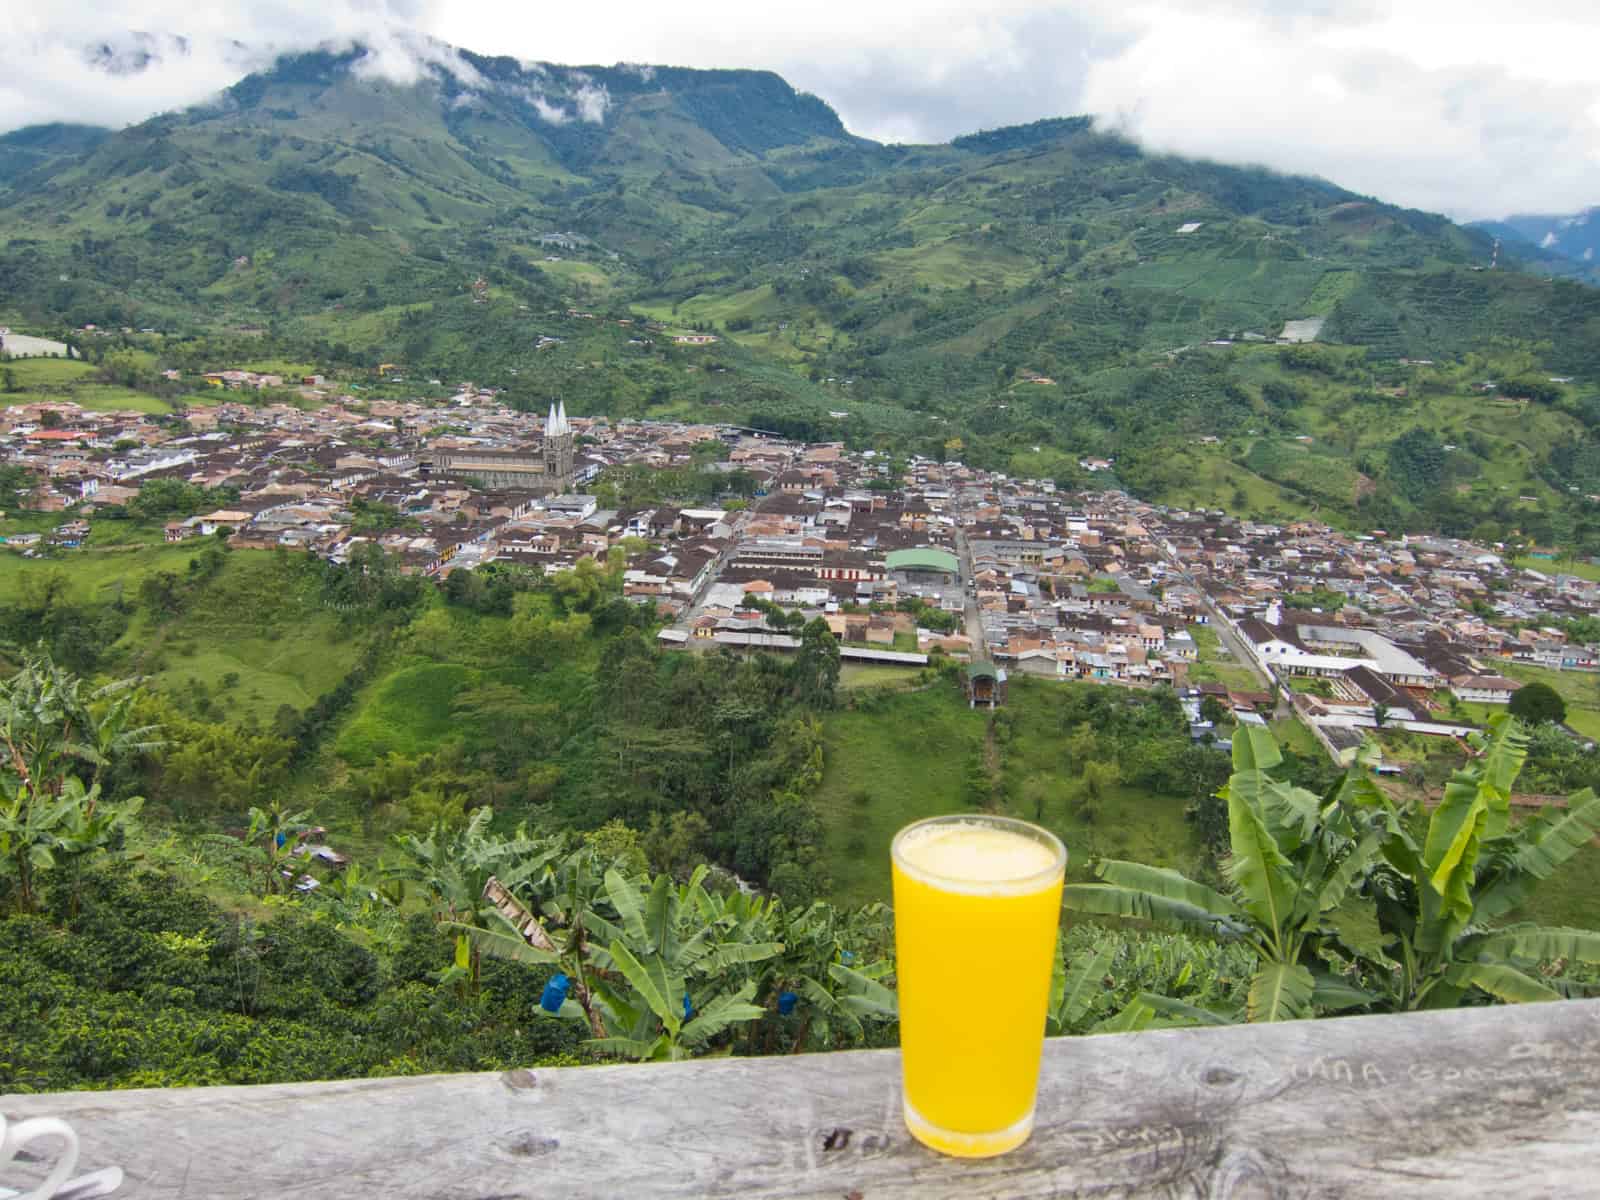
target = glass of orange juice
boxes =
[891,814,1066,1157]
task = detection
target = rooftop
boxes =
[885,547,960,575]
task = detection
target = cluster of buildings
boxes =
[6,377,1600,751]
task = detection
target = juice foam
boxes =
[895,822,1059,893]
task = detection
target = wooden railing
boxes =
[5,999,1600,1197]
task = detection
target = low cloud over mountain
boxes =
[4,0,1598,220]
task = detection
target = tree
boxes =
[462,855,804,1061]
[0,652,154,913]
[791,618,840,708]
[1198,696,1229,725]
[241,803,317,897]
[1371,702,1392,729]
[1386,428,1447,503]
[1509,682,1566,726]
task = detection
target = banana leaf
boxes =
[1246,961,1313,1022]
[1092,997,1156,1034]
[1095,859,1242,919]
[1139,992,1238,1026]
[828,961,897,1018]
[1473,925,1600,965]
[1444,961,1559,1004]
[1475,791,1600,924]
[1232,725,1283,772]
[448,921,561,967]
[680,982,764,1047]
[1309,970,1377,1011]
[644,872,677,958]
[1060,942,1113,1024]
[608,939,680,1033]
[1226,787,1296,940]
[1061,882,1245,935]
[603,868,647,945]
[797,975,863,1040]
[585,1034,669,1061]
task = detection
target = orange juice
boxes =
[891,815,1065,1157]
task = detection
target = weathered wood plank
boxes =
[6,1000,1600,1198]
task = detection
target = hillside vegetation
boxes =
[4,46,1600,546]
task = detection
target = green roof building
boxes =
[885,547,960,576]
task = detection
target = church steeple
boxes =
[542,398,575,495]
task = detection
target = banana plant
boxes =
[1360,714,1600,1010]
[1062,726,1390,1022]
[747,897,897,1051]
[383,809,566,993]
[457,855,785,1061]
[1046,941,1113,1035]
[1047,931,1256,1034]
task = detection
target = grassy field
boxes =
[1271,716,1323,758]
[0,545,365,724]
[337,661,475,765]
[0,541,204,604]
[1513,556,1600,582]
[1,356,183,414]
[1187,624,1263,691]
[815,678,1204,906]
[838,664,925,690]
[2,357,97,387]
[1499,663,1600,739]
[123,552,364,723]
[1514,840,1600,928]
[814,686,981,905]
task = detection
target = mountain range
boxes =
[3,38,1600,543]
[1473,209,1600,284]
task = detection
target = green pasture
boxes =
[815,679,1204,907]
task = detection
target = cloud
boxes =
[2,1,1597,219]
[573,82,610,124]
[524,89,570,126]
[0,1,433,130]
[346,28,485,90]
[1076,3,1600,219]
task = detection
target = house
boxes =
[1451,675,1522,705]
[966,661,1007,708]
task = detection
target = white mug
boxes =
[0,1114,79,1200]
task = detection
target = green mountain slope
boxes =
[4,41,1600,546]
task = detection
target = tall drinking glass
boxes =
[891,814,1066,1157]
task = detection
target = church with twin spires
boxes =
[418,399,576,495]
[542,399,575,493]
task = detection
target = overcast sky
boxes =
[4,0,1599,220]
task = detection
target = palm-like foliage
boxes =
[1063,727,1387,1022]
[1064,715,1600,1024]
[383,808,563,992]
[757,897,897,1051]
[459,855,788,1060]
[0,651,154,913]
[1360,714,1600,1009]
[0,650,162,799]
